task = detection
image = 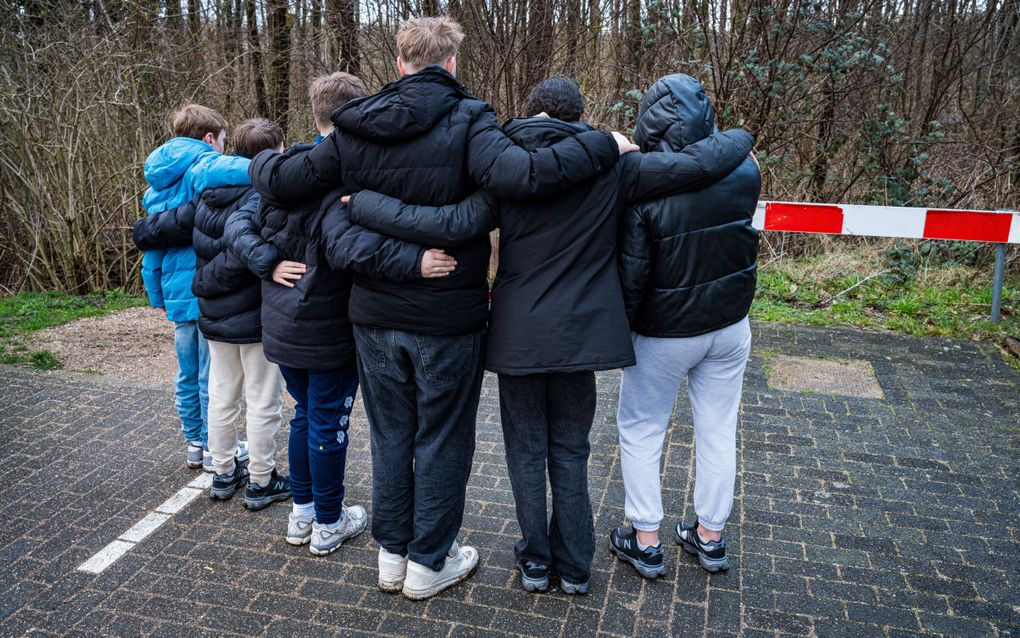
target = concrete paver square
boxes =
[768,354,886,398]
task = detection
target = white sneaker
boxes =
[309,504,367,556]
[401,542,479,600]
[378,547,409,593]
[286,512,314,546]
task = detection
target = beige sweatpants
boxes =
[207,340,283,484]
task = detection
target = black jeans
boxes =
[497,371,597,582]
[353,325,484,571]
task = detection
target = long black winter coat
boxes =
[348,117,754,374]
[619,74,762,338]
[250,66,621,336]
[230,144,422,370]
[132,186,263,343]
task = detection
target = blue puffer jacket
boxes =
[140,137,251,322]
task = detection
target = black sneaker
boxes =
[243,469,292,511]
[609,527,666,579]
[674,519,729,572]
[209,464,249,500]
[516,560,549,593]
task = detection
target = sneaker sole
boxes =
[286,534,311,546]
[186,460,203,469]
[209,486,238,500]
[609,542,667,579]
[517,566,549,593]
[401,560,479,600]
[243,491,292,512]
[559,581,589,595]
[309,523,366,556]
[378,579,404,593]
[675,532,729,572]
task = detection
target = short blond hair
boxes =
[170,104,228,140]
[308,72,369,130]
[396,16,464,70]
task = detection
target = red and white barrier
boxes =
[752,202,1020,244]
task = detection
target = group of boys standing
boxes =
[135,15,761,600]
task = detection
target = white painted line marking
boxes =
[188,473,213,490]
[118,512,171,543]
[77,540,135,574]
[77,473,213,574]
[156,486,203,515]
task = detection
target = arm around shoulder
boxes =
[348,189,498,247]
[466,107,620,199]
[224,193,282,281]
[622,128,755,203]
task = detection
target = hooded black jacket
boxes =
[619,74,762,337]
[249,67,622,336]
[132,185,263,343]
[347,117,755,374]
[229,145,423,369]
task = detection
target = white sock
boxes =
[636,539,660,551]
[292,502,314,518]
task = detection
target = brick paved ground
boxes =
[1,322,1018,638]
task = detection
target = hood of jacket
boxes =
[502,117,591,150]
[144,137,216,191]
[333,66,475,143]
[633,74,717,153]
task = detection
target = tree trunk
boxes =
[245,0,269,118]
[267,0,292,134]
[327,0,360,74]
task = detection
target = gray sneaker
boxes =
[203,441,250,474]
[309,504,367,556]
[186,442,203,469]
[286,512,314,546]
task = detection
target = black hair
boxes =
[524,76,585,122]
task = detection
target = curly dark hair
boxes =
[524,76,585,122]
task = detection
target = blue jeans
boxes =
[353,326,484,571]
[279,364,359,526]
[174,321,209,445]
[498,372,597,582]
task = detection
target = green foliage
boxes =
[752,249,1019,368]
[0,290,145,369]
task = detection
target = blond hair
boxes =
[396,16,464,70]
[308,72,369,130]
[231,118,285,158]
[170,104,228,140]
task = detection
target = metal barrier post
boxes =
[991,243,1006,323]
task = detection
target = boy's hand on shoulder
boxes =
[272,260,307,288]
[421,249,457,278]
[613,132,639,155]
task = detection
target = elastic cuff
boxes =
[698,518,725,533]
[631,520,662,533]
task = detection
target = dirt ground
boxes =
[29,306,178,387]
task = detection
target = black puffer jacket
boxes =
[189,186,262,343]
[230,144,422,369]
[132,186,263,343]
[619,74,762,337]
[348,117,755,374]
[250,66,621,336]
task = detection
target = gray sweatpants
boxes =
[616,317,751,533]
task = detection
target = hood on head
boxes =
[333,66,473,143]
[633,74,716,153]
[503,117,591,151]
[144,137,214,191]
